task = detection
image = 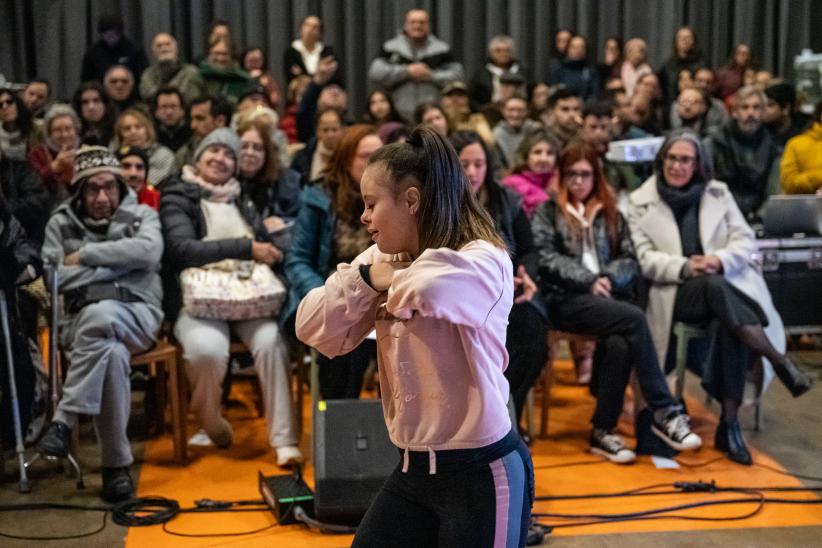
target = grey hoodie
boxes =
[42,189,164,310]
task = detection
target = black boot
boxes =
[36,421,72,458]
[101,467,135,503]
[772,357,814,398]
[715,419,752,465]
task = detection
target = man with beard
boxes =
[579,100,640,194]
[669,86,712,136]
[153,87,191,153]
[545,87,583,148]
[117,146,159,209]
[174,95,232,168]
[140,33,204,104]
[704,86,780,220]
[764,82,811,151]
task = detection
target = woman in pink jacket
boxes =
[502,129,560,217]
[296,127,532,547]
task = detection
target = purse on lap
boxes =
[180,259,286,320]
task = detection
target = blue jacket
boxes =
[281,181,335,330]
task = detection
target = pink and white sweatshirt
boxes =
[296,240,514,457]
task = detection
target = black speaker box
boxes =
[313,399,397,526]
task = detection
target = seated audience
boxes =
[780,100,822,195]
[116,145,159,209]
[532,142,701,463]
[72,82,116,146]
[38,146,163,501]
[21,78,51,121]
[669,86,714,137]
[545,87,583,148]
[237,117,302,231]
[549,36,599,99]
[0,88,32,160]
[296,56,349,143]
[0,145,49,245]
[199,37,255,105]
[580,100,641,193]
[452,130,548,433]
[692,68,730,127]
[620,38,652,96]
[140,33,204,104]
[104,65,140,114]
[764,81,811,150]
[493,95,540,169]
[159,128,302,466]
[114,108,177,186]
[470,35,530,107]
[704,86,780,220]
[81,14,148,83]
[283,125,383,400]
[153,86,191,153]
[628,130,813,465]
[175,95,232,168]
[27,103,81,208]
[280,75,311,144]
[502,129,560,217]
[597,37,623,89]
[291,107,344,186]
[634,72,667,134]
[368,8,464,121]
[242,47,282,110]
[657,27,704,105]
[283,16,337,85]
[716,43,752,100]
[414,102,451,138]
[440,80,494,144]
[363,89,406,127]
[608,87,648,140]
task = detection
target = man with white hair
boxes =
[140,32,204,104]
[704,86,780,219]
[470,35,529,107]
[368,9,464,121]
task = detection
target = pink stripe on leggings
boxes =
[489,457,510,548]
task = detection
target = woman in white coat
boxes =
[628,129,813,465]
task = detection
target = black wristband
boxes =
[359,264,375,289]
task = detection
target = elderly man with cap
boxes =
[37,146,164,502]
[159,128,302,467]
[117,145,159,209]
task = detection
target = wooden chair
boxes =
[130,338,188,465]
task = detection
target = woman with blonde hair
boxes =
[114,108,177,185]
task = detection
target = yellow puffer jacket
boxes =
[781,122,822,194]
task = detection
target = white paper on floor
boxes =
[651,455,680,469]
[188,429,214,446]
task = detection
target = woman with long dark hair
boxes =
[451,130,548,435]
[0,88,33,160]
[628,129,813,464]
[363,89,406,127]
[72,82,116,146]
[532,142,701,463]
[283,124,383,400]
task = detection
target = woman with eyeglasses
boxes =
[532,142,701,464]
[628,129,813,465]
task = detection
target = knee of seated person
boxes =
[702,274,727,292]
[182,337,229,367]
[602,334,630,357]
[74,300,127,335]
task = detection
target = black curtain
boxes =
[2,0,820,117]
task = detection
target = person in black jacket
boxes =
[81,14,148,85]
[531,142,701,463]
[451,131,547,437]
[0,150,49,245]
[159,128,302,468]
[282,16,338,85]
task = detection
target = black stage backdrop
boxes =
[2,0,821,116]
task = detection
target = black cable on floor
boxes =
[0,503,110,541]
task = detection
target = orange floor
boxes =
[127,361,822,546]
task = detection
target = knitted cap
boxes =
[193,127,241,164]
[71,145,123,185]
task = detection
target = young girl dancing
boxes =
[296,126,533,547]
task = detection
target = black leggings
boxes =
[317,339,376,400]
[504,302,548,424]
[353,437,533,548]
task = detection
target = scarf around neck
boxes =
[657,176,705,257]
[182,164,241,203]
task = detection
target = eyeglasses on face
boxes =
[564,170,593,181]
[664,154,696,166]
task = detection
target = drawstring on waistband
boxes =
[402,447,409,473]
[428,447,437,475]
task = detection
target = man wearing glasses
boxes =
[38,146,163,503]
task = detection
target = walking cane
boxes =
[0,288,31,493]
[23,258,84,489]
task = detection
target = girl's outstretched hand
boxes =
[368,261,411,291]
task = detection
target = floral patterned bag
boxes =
[180,259,286,320]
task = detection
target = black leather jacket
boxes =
[532,200,640,303]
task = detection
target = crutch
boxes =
[0,288,31,493]
[24,259,84,489]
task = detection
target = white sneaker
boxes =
[590,429,636,464]
[276,445,304,468]
[652,413,702,451]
